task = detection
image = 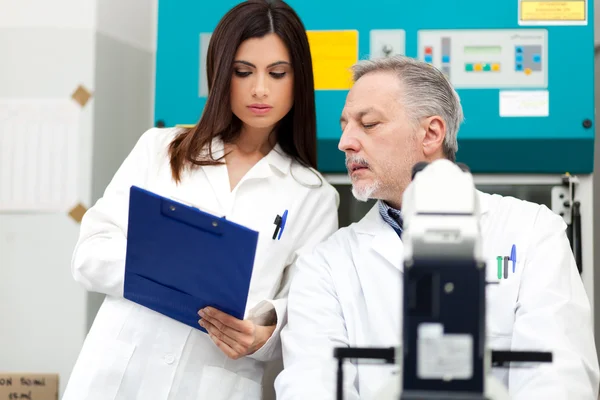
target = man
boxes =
[274,55,599,399]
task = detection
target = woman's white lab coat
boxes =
[61,128,339,400]
[276,191,599,400]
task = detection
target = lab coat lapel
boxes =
[353,189,491,273]
[352,204,403,347]
[371,227,404,271]
[201,164,231,213]
[198,138,232,213]
[201,142,292,208]
[198,140,292,214]
[236,143,292,184]
[163,159,224,216]
[162,137,229,215]
[355,204,404,272]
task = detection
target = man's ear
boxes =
[421,116,446,158]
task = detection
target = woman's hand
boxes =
[198,307,276,360]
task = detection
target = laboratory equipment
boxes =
[154,0,594,174]
[333,159,553,399]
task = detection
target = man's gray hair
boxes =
[351,55,464,161]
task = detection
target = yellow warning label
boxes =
[521,1,585,21]
[306,30,358,90]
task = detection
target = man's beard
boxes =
[346,151,418,204]
[351,180,380,202]
[345,155,379,202]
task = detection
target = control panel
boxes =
[155,0,595,174]
[418,30,547,89]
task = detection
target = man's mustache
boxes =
[345,156,370,170]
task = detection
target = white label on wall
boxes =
[417,323,473,380]
[499,90,549,117]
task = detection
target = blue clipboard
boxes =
[123,186,259,332]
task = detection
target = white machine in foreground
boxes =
[333,159,552,400]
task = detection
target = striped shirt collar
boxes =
[378,200,403,236]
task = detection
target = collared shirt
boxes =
[378,200,403,237]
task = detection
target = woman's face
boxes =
[230,33,294,134]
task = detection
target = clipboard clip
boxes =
[160,197,224,236]
[168,196,224,218]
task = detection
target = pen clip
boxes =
[273,215,282,240]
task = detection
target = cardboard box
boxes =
[0,374,58,400]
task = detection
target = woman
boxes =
[62,1,339,399]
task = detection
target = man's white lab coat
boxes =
[276,191,599,400]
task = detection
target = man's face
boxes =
[339,71,424,206]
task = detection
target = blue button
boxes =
[515,55,523,63]
[516,64,523,71]
[424,55,433,63]
[442,55,450,63]
[516,46,523,53]
[533,54,541,63]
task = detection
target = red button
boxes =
[425,47,433,54]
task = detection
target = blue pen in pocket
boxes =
[272,210,289,240]
[511,244,517,273]
[278,210,288,240]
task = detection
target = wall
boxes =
[86,0,157,330]
[0,0,95,29]
[91,0,157,215]
[0,1,96,396]
[0,0,156,396]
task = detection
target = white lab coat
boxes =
[276,191,599,400]
[62,128,339,400]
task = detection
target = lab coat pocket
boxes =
[196,366,262,400]
[485,257,521,337]
[64,336,135,400]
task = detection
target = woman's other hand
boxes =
[198,307,276,359]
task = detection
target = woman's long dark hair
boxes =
[169,0,317,183]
